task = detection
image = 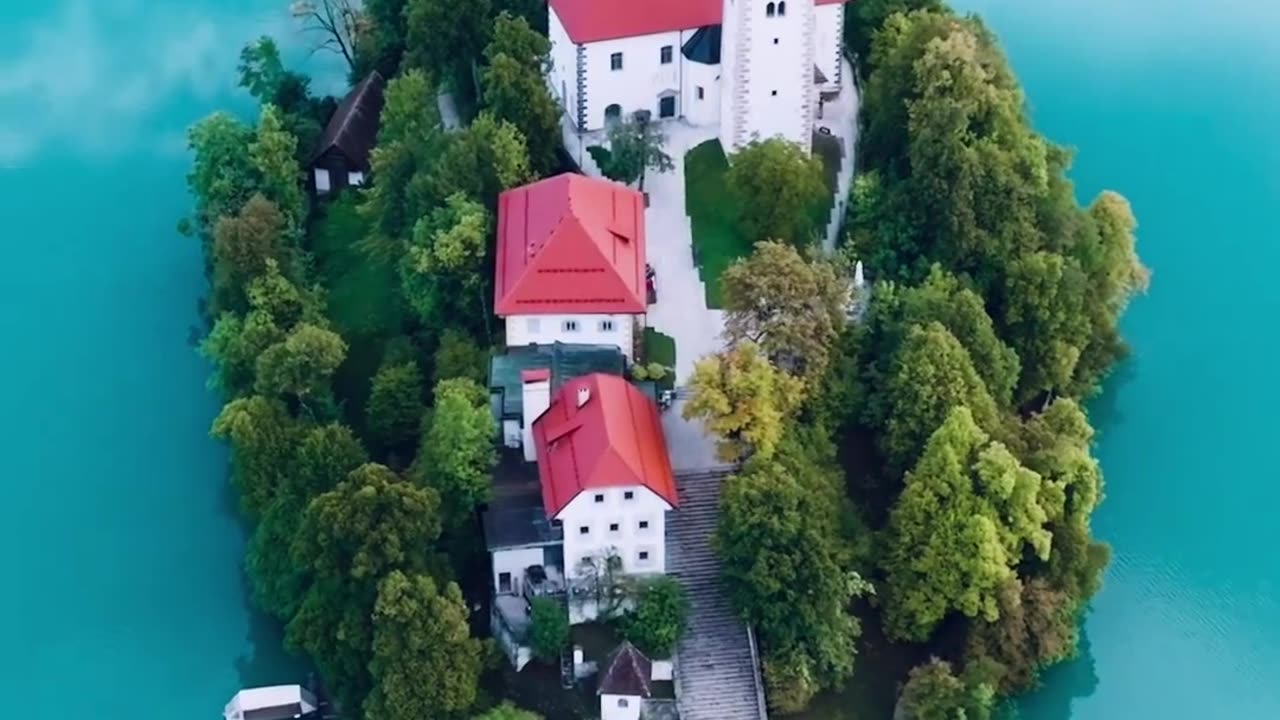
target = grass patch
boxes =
[310,192,405,427]
[684,139,749,308]
[642,327,678,391]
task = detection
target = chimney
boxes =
[577,385,591,408]
[521,369,552,462]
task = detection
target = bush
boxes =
[527,597,569,662]
[763,649,819,715]
[619,577,688,657]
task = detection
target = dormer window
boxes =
[766,2,775,16]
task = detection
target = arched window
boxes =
[778,1,786,15]
[765,2,775,17]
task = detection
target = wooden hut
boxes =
[309,71,385,196]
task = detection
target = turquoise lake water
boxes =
[2,0,1278,718]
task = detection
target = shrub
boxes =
[527,597,568,662]
[620,577,688,657]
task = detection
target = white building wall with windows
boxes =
[492,546,547,596]
[581,32,686,130]
[560,485,669,623]
[504,313,636,358]
[601,694,642,720]
[680,58,722,127]
[720,0,816,152]
[548,8,580,126]
[814,2,844,91]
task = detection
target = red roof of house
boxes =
[495,173,647,316]
[550,0,850,44]
[532,374,678,518]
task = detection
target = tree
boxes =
[185,112,256,236]
[433,328,489,386]
[1000,251,1090,402]
[366,571,483,720]
[288,463,443,708]
[416,378,496,529]
[366,361,425,457]
[721,240,849,381]
[601,114,674,192]
[620,577,688,657]
[964,577,1078,693]
[482,13,561,175]
[882,407,1054,642]
[211,395,301,517]
[363,70,443,251]
[250,104,307,229]
[239,36,288,103]
[429,112,532,207]
[684,342,805,462]
[896,659,995,720]
[843,0,945,73]
[880,322,1000,473]
[401,193,492,331]
[211,195,289,312]
[528,596,569,662]
[726,138,828,247]
[571,550,628,620]
[403,0,492,95]
[355,0,408,78]
[290,0,363,72]
[254,322,348,405]
[473,703,543,720]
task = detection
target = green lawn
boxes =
[310,192,405,427]
[684,139,749,308]
[642,327,677,390]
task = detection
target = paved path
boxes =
[818,58,860,251]
[667,467,767,720]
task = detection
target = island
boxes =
[188,0,1147,718]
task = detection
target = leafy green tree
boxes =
[1001,251,1090,402]
[964,577,1077,694]
[429,112,533,207]
[403,0,492,95]
[354,0,408,78]
[288,463,443,708]
[883,407,1054,641]
[416,378,496,528]
[433,328,489,386]
[482,13,561,174]
[528,596,569,662]
[366,570,483,720]
[881,322,1000,472]
[473,703,543,720]
[186,113,257,236]
[239,36,288,102]
[254,323,348,405]
[364,70,443,252]
[843,0,945,72]
[291,422,371,499]
[601,114,674,192]
[211,395,300,517]
[238,36,330,161]
[896,659,995,720]
[366,361,425,458]
[250,104,307,229]
[621,577,688,657]
[401,193,492,330]
[210,195,289,312]
[726,138,828,247]
[684,342,805,462]
[721,241,849,382]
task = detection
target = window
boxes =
[659,95,676,118]
[498,572,512,593]
[696,86,704,100]
[563,319,579,332]
[772,90,778,96]
[778,1,787,15]
[639,520,650,530]
[618,699,629,708]
[773,38,779,44]
[660,45,673,64]
[594,493,605,503]
[579,525,590,535]
[347,171,365,186]
[611,52,623,71]
[609,523,620,533]
[624,490,635,500]
[638,550,650,562]
[599,319,615,332]
[766,1,775,16]
[526,317,541,333]
[314,168,331,194]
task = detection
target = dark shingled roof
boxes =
[310,71,386,169]
[488,343,626,421]
[598,641,654,697]
[681,25,722,65]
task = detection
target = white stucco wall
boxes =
[548,7,580,127]
[505,313,636,358]
[720,0,817,152]
[814,3,844,91]
[681,59,722,127]
[581,32,688,130]
[502,419,522,449]
[601,694,642,720]
[561,486,669,623]
[492,546,548,596]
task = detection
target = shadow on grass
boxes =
[684,139,749,308]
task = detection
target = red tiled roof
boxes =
[532,374,678,518]
[495,174,647,316]
[550,0,850,44]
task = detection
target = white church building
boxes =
[547,0,849,151]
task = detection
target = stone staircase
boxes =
[667,468,768,720]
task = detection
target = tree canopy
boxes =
[482,13,561,174]
[683,342,805,463]
[727,138,828,247]
[415,378,496,529]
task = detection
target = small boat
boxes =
[224,685,319,720]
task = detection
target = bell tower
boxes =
[719,0,816,153]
